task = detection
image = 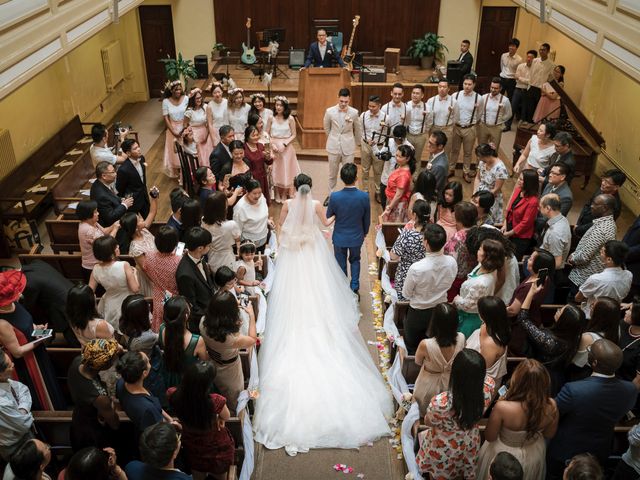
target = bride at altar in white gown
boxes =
[253,175,393,456]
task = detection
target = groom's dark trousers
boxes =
[326,186,370,292]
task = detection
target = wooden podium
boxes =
[296,68,350,149]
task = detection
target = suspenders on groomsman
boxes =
[405,99,428,172]
[451,90,480,180]
[359,106,387,196]
[426,93,456,171]
[476,79,512,154]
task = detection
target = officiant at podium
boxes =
[300,29,345,69]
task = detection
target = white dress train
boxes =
[253,187,393,453]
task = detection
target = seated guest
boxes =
[68,339,121,451]
[142,226,181,331]
[539,131,575,187]
[504,169,539,260]
[444,201,478,301]
[176,227,215,332]
[90,123,128,166]
[90,236,139,331]
[195,166,217,208]
[116,351,171,439]
[66,284,114,345]
[168,361,235,479]
[416,349,495,478]
[489,451,524,480]
[572,297,621,371]
[516,283,584,393]
[574,169,626,239]
[576,240,632,318]
[624,214,640,299]
[125,423,192,480]
[413,303,465,416]
[63,447,126,480]
[202,192,241,275]
[159,296,209,389]
[200,291,257,413]
[567,194,618,300]
[0,351,33,462]
[563,454,603,480]
[454,238,505,338]
[233,179,271,253]
[78,199,121,282]
[537,162,572,229]
[477,359,559,480]
[90,162,133,228]
[538,193,571,271]
[546,340,638,479]
[390,200,428,301]
[402,224,457,354]
[166,187,189,237]
[436,181,463,240]
[466,296,510,389]
[471,190,496,226]
[4,438,52,480]
[612,424,640,480]
[116,138,150,218]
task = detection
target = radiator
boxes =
[101,40,125,92]
[0,129,17,181]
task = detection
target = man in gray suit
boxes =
[323,88,361,205]
[423,130,449,196]
[536,162,573,232]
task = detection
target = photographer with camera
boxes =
[359,95,387,204]
[377,125,413,209]
[90,123,130,166]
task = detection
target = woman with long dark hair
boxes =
[202,192,241,275]
[409,170,438,222]
[168,361,235,479]
[444,201,478,301]
[473,143,509,220]
[159,296,208,389]
[572,296,620,369]
[183,87,214,166]
[504,169,540,259]
[437,180,463,240]
[66,283,114,345]
[267,96,299,202]
[162,80,188,178]
[244,124,272,204]
[195,166,217,209]
[416,349,495,478]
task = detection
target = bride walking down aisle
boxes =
[253,174,393,456]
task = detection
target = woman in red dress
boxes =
[383,144,416,222]
[243,125,272,206]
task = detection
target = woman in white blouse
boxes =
[206,82,228,146]
[249,93,273,126]
[162,80,189,178]
[513,121,557,175]
[183,88,213,167]
[227,88,251,141]
[232,178,273,253]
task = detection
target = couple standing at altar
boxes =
[253,166,393,456]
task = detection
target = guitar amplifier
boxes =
[384,48,400,74]
[446,61,463,85]
[361,67,386,83]
[194,55,209,78]
[289,49,305,69]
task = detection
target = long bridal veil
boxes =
[253,185,393,453]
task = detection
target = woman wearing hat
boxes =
[67,339,121,451]
[0,270,65,410]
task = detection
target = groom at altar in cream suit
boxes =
[323,87,361,205]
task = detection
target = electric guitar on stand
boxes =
[341,15,360,70]
[241,17,257,65]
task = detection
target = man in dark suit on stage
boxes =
[176,226,215,332]
[116,139,150,218]
[546,339,638,479]
[90,161,133,227]
[301,29,345,69]
[457,39,474,88]
[209,125,235,182]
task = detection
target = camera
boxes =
[375,150,392,161]
[149,186,160,199]
[114,121,132,138]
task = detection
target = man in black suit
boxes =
[176,226,215,332]
[301,29,345,69]
[90,161,133,227]
[209,125,235,182]
[166,187,189,239]
[540,132,576,188]
[457,40,474,89]
[116,139,150,218]
[574,169,626,239]
[546,339,638,479]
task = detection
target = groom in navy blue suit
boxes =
[301,29,345,69]
[327,163,370,296]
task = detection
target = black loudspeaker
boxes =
[194,55,208,78]
[361,67,386,83]
[446,61,463,85]
[289,49,305,69]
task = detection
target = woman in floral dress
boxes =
[416,349,495,479]
[473,143,509,222]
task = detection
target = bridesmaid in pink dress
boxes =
[437,181,463,241]
[533,66,565,123]
[267,96,300,203]
[183,88,214,167]
[162,81,188,178]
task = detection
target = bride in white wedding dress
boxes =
[253,175,393,456]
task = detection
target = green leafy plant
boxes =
[158,52,198,87]
[407,33,448,68]
[212,42,227,53]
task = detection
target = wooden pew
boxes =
[381,222,405,248]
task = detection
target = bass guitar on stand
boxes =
[341,15,360,70]
[241,17,257,65]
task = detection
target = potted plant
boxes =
[211,42,228,61]
[407,33,448,69]
[158,53,198,89]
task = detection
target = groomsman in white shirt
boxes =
[477,77,512,153]
[451,74,481,183]
[499,38,522,131]
[426,79,456,175]
[405,84,429,175]
[359,95,387,203]
[381,83,407,129]
[512,49,537,127]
